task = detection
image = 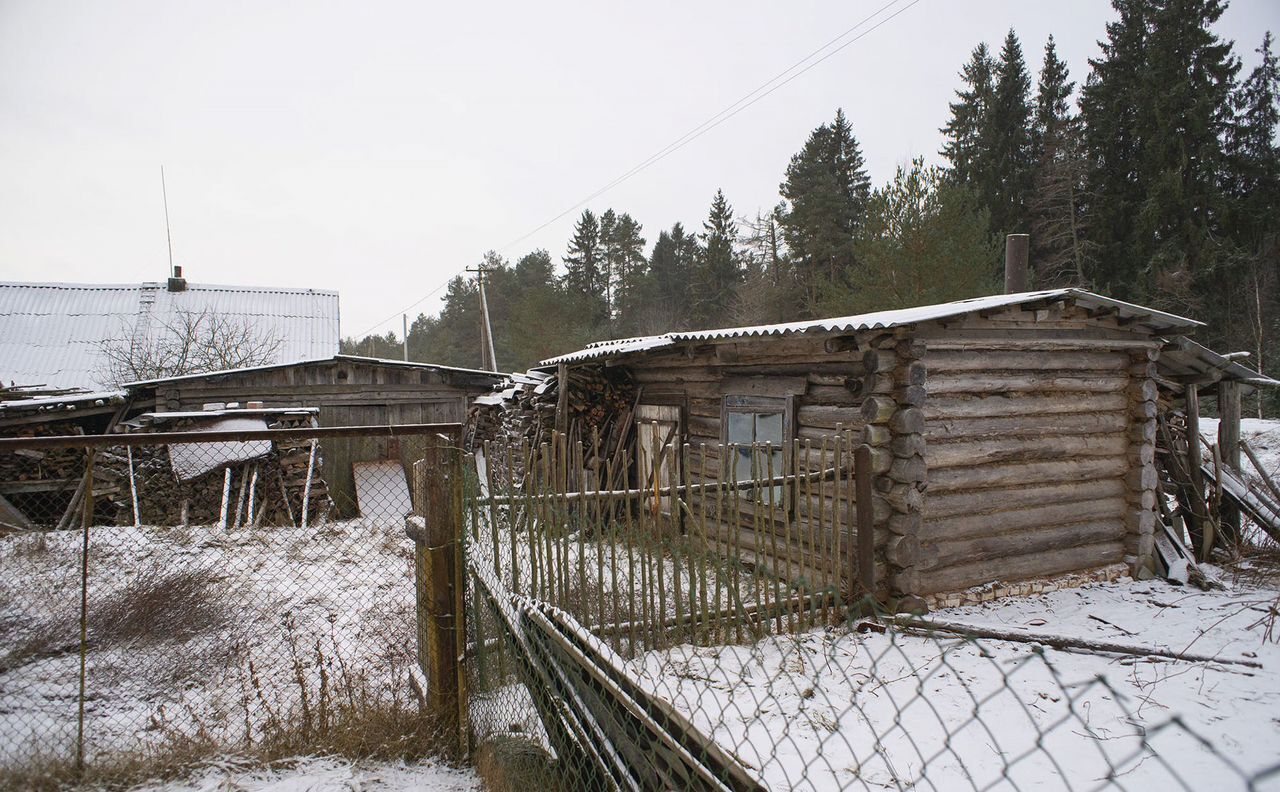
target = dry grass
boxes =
[0,619,454,791]
[475,734,567,792]
[0,566,233,676]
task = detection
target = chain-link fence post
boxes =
[408,430,467,758]
[74,446,94,778]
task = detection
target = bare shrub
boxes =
[92,567,230,647]
[0,566,233,676]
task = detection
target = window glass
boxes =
[756,412,784,446]
[724,401,788,506]
[726,410,753,445]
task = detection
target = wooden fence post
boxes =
[407,429,467,756]
[1219,380,1242,546]
[854,444,875,600]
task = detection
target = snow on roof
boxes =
[122,354,506,388]
[0,280,341,390]
[541,289,1202,366]
[1159,337,1280,391]
[0,389,126,415]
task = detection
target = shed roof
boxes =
[542,289,1201,366]
[123,354,507,388]
[1157,337,1279,393]
[0,280,341,390]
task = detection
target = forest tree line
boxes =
[345,0,1278,393]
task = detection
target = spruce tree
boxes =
[562,209,607,323]
[1081,0,1155,297]
[779,108,870,313]
[941,43,996,188]
[1225,33,1280,412]
[643,223,699,333]
[1029,36,1093,285]
[1139,0,1239,311]
[825,158,999,315]
[986,29,1036,237]
[692,189,742,328]
[1226,32,1279,252]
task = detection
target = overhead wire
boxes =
[353,0,924,339]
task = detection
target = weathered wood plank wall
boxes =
[139,359,494,514]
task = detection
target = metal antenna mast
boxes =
[160,166,175,277]
[465,263,499,372]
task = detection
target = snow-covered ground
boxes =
[631,574,1280,791]
[133,756,479,791]
[1199,415,1280,485]
[0,518,424,763]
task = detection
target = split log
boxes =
[889,616,1262,669]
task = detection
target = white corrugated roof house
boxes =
[0,278,340,390]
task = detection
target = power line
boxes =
[352,0,924,339]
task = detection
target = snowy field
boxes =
[0,518,424,764]
[631,574,1280,791]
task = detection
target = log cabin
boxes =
[516,288,1217,606]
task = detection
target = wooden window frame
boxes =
[720,394,795,510]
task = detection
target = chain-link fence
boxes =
[0,422,455,787]
[463,434,1280,791]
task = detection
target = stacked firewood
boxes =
[0,423,88,483]
[113,411,333,528]
[468,372,556,448]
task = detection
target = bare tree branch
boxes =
[96,307,285,387]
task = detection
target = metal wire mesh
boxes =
[463,436,1280,791]
[0,425,442,784]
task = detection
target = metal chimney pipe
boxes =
[1004,234,1029,294]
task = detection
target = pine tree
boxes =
[822,158,999,315]
[779,108,871,313]
[1029,36,1093,285]
[562,209,607,323]
[941,43,996,188]
[691,189,741,328]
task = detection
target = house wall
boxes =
[914,302,1160,595]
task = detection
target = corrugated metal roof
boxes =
[1158,337,1279,393]
[0,389,126,415]
[0,281,340,389]
[123,354,507,387]
[542,289,1202,366]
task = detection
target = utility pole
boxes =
[465,263,499,372]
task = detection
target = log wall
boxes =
[600,329,904,601]
[915,303,1160,595]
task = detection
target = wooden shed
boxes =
[125,355,504,514]
[535,289,1201,604]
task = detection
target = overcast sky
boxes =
[1,0,1276,339]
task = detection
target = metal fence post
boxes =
[75,447,94,777]
[407,430,467,756]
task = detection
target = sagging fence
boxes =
[452,431,1280,791]
[0,423,458,787]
